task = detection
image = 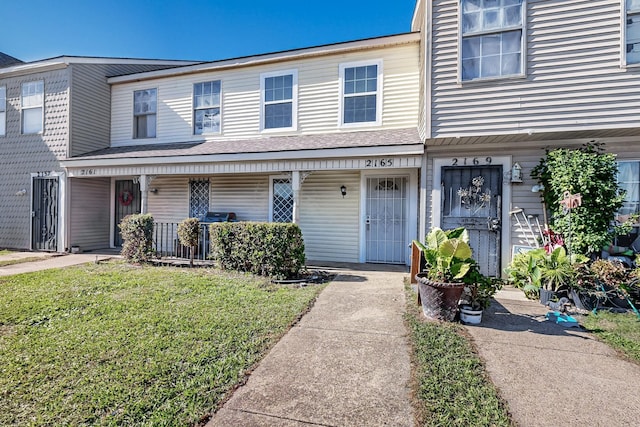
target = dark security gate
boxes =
[441,166,502,276]
[32,177,59,251]
[114,179,141,246]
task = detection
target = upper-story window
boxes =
[194,81,221,135]
[0,86,6,136]
[340,60,382,126]
[626,0,640,64]
[134,89,157,138]
[21,81,44,134]
[461,0,524,81]
[261,70,297,131]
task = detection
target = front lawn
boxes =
[406,287,512,426]
[583,310,640,363]
[0,262,323,426]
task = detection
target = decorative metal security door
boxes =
[441,166,502,276]
[365,177,407,264]
[32,177,59,251]
[114,179,141,246]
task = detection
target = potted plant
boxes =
[414,227,479,321]
[458,269,502,324]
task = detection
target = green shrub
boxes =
[119,214,155,263]
[177,217,200,267]
[209,222,305,279]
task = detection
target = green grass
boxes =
[406,287,512,427]
[0,256,47,267]
[0,262,324,426]
[583,310,640,363]
[0,249,13,255]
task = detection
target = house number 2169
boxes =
[451,157,492,166]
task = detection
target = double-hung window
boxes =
[194,81,221,135]
[134,88,157,138]
[618,161,640,218]
[461,0,524,81]
[626,0,640,64]
[340,61,382,125]
[0,86,5,136]
[21,81,44,134]
[261,70,297,131]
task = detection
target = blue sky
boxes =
[1,0,418,63]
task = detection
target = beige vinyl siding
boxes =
[299,171,360,262]
[431,0,640,138]
[211,174,270,221]
[146,176,190,222]
[110,43,419,146]
[69,178,111,251]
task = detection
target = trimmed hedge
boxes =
[209,222,305,279]
[119,213,155,263]
[177,217,200,267]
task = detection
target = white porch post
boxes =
[419,149,427,241]
[292,171,300,224]
[138,174,148,214]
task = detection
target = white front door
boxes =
[365,176,408,264]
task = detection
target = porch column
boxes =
[138,174,148,214]
[292,171,300,224]
[419,148,427,241]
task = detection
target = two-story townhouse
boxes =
[412,0,640,276]
[61,34,422,265]
[0,56,197,252]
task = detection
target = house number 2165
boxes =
[365,158,394,167]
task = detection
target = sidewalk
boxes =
[207,266,413,427]
[0,251,118,276]
[465,287,640,426]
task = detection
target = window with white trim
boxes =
[133,88,157,138]
[270,177,293,223]
[21,81,44,134]
[461,0,524,81]
[626,0,640,64]
[194,81,221,135]
[261,70,297,130]
[340,61,381,125]
[0,86,5,136]
[189,179,210,218]
[618,161,640,218]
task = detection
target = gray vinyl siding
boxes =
[69,178,110,250]
[431,0,640,138]
[0,68,69,250]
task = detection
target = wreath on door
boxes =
[118,190,134,206]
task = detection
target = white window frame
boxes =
[623,0,640,67]
[260,69,298,132]
[339,59,383,127]
[458,0,527,83]
[133,88,157,139]
[21,80,44,135]
[617,160,640,217]
[268,175,294,223]
[193,81,222,135]
[0,86,6,136]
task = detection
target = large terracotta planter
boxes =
[416,273,465,321]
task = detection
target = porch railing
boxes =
[153,222,211,261]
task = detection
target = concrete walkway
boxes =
[0,251,118,276]
[465,286,640,426]
[208,266,414,427]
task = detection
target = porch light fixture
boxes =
[15,189,26,196]
[149,188,158,193]
[511,162,523,183]
[340,185,347,198]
